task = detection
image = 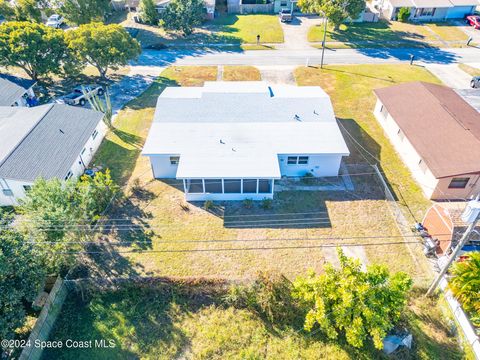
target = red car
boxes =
[466,15,480,29]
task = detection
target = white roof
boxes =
[0,105,51,164]
[142,82,349,179]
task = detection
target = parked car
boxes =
[59,85,104,106]
[279,9,292,23]
[46,14,65,28]
[465,15,480,29]
[471,76,480,88]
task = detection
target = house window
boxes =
[280,0,287,6]
[258,179,272,193]
[242,179,257,193]
[287,156,297,165]
[187,179,203,193]
[287,156,309,165]
[448,177,470,189]
[64,171,73,180]
[2,189,13,197]
[419,7,435,16]
[23,185,32,192]
[170,156,180,165]
[298,156,309,165]
[92,130,98,140]
[418,159,427,173]
[380,104,388,118]
[204,179,222,193]
[397,129,405,142]
[224,179,241,193]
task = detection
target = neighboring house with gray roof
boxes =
[0,74,37,107]
[142,81,349,201]
[379,0,479,21]
[0,104,106,206]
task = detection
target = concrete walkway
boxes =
[425,63,472,89]
[258,65,296,84]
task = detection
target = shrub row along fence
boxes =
[19,277,71,360]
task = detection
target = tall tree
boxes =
[139,0,159,25]
[13,0,42,22]
[449,252,480,326]
[17,172,119,273]
[0,228,45,340]
[159,0,204,36]
[298,0,365,30]
[67,22,141,79]
[0,0,14,20]
[293,248,412,349]
[54,0,110,25]
[0,21,78,81]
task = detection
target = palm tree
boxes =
[448,252,480,326]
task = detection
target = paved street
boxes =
[136,47,480,67]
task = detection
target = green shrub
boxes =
[225,271,299,325]
[242,198,254,209]
[302,172,315,185]
[204,200,213,210]
[261,198,272,210]
[398,7,411,22]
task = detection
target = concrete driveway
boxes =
[425,63,473,89]
[454,20,480,44]
[276,15,320,50]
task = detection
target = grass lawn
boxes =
[43,282,463,360]
[222,66,261,81]
[294,64,438,224]
[425,22,468,42]
[208,15,284,44]
[459,63,480,77]
[308,20,466,48]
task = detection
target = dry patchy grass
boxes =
[222,66,261,81]
[459,63,480,77]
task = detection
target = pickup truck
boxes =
[279,9,292,23]
[59,85,104,106]
[46,14,65,29]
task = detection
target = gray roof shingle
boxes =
[0,104,104,182]
[0,74,36,106]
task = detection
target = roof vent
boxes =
[59,129,65,134]
[313,110,318,115]
[294,114,301,121]
[268,86,274,97]
[220,139,225,144]
[232,148,236,152]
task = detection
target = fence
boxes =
[19,278,70,360]
[440,278,480,360]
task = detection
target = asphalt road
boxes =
[137,47,480,67]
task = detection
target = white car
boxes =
[46,14,64,28]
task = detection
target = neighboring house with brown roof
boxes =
[373,82,480,200]
[379,0,479,21]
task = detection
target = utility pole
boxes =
[320,14,328,69]
[426,198,480,297]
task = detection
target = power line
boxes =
[52,240,449,255]
[25,232,454,245]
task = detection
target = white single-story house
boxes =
[0,104,106,206]
[120,0,215,19]
[0,74,37,107]
[373,82,480,200]
[142,81,350,201]
[379,0,479,21]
